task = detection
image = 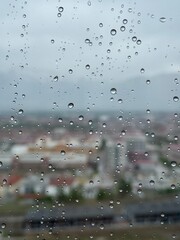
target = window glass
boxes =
[0,0,180,239]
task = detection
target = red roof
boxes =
[8,175,22,185]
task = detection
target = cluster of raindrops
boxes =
[57,6,64,17]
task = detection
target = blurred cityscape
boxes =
[0,111,179,238]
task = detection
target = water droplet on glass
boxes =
[149,180,155,186]
[173,96,179,102]
[18,109,24,115]
[118,99,123,104]
[121,130,126,136]
[123,19,128,24]
[110,88,117,95]
[146,80,151,85]
[120,26,126,32]
[110,29,117,36]
[171,184,176,190]
[132,36,137,42]
[58,6,64,12]
[159,17,166,23]
[136,39,142,45]
[2,179,7,185]
[87,0,91,6]
[140,68,145,73]
[53,76,58,82]
[174,136,178,141]
[78,115,84,121]
[85,64,90,70]
[1,223,6,229]
[51,39,55,44]
[99,23,103,27]
[68,69,73,74]
[100,224,104,230]
[171,161,177,167]
[68,103,74,109]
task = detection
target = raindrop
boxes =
[85,64,90,70]
[2,179,7,185]
[53,76,58,82]
[136,39,142,45]
[61,150,66,155]
[68,69,73,74]
[88,120,93,125]
[102,123,106,128]
[159,17,166,23]
[87,0,91,6]
[118,99,123,104]
[68,103,74,109]
[110,88,117,95]
[140,68,145,73]
[146,79,151,85]
[85,39,90,44]
[99,23,103,27]
[110,29,117,36]
[58,6,64,12]
[51,39,55,44]
[22,94,25,98]
[174,136,178,141]
[1,223,6,229]
[100,224,104,230]
[18,109,24,115]
[173,96,179,102]
[171,161,177,167]
[121,130,126,136]
[120,26,126,32]
[123,19,128,24]
[132,36,137,42]
[149,180,155,186]
[58,118,63,122]
[118,116,123,120]
[78,115,84,121]
[171,184,176,190]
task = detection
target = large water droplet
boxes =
[1,223,6,229]
[85,64,90,70]
[120,26,126,32]
[58,6,64,12]
[110,29,117,36]
[110,88,117,95]
[137,39,142,45]
[78,115,84,121]
[159,17,166,23]
[18,109,24,115]
[171,161,177,167]
[173,96,179,102]
[68,103,74,109]
[123,19,128,24]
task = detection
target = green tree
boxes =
[117,178,132,197]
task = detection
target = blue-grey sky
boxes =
[1,0,180,113]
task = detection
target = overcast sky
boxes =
[1,0,180,114]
